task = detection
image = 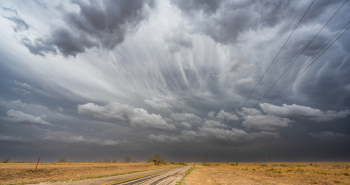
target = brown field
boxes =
[185,162,350,185]
[0,162,179,185]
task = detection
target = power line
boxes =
[208,0,348,151]
[212,0,348,148]
[217,0,316,136]
[217,20,350,149]
[207,0,316,148]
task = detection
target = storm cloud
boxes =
[22,0,155,57]
[1,0,350,162]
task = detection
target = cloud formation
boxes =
[44,131,126,146]
[22,0,155,57]
[144,97,172,113]
[203,120,228,128]
[216,110,238,120]
[261,103,350,122]
[0,135,26,142]
[310,131,349,140]
[171,112,202,123]
[78,102,133,120]
[1,0,350,162]
[1,7,29,32]
[78,102,175,130]
[240,107,293,131]
[6,109,51,125]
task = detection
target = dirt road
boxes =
[31,165,192,185]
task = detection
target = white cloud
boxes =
[261,103,350,122]
[207,111,215,117]
[11,88,31,94]
[203,120,228,128]
[171,112,202,123]
[239,107,292,131]
[6,109,52,125]
[57,107,64,112]
[149,134,180,142]
[181,122,192,128]
[0,135,26,142]
[78,102,176,130]
[198,127,280,144]
[243,114,293,131]
[2,100,58,119]
[310,132,349,140]
[44,131,126,146]
[148,127,280,144]
[216,110,238,120]
[13,80,31,89]
[130,108,176,130]
[78,102,134,120]
[180,130,202,140]
[144,97,173,113]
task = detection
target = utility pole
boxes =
[206,154,207,163]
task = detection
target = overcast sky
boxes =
[1,0,350,162]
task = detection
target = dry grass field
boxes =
[0,162,178,185]
[185,162,350,185]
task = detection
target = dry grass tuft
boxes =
[185,162,350,184]
[0,162,178,185]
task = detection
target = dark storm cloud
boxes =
[171,0,347,45]
[23,0,155,57]
[1,0,350,162]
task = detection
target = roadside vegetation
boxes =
[175,164,195,185]
[171,162,187,165]
[184,162,350,185]
[147,154,167,165]
[0,161,180,185]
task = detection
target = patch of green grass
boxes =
[203,162,211,166]
[228,163,238,166]
[175,165,195,185]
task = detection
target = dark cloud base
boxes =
[0,0,349,162]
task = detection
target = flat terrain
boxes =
[0,162,180,185]
[184,162,350,185]
[31,165,192,185]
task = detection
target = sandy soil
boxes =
[184,162,350,185]
[0,162,177,185]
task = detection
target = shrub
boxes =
[112,159,116,163]
[57,158,67,163]
[124,157,132,163]
[2,159,10,163]
[147,154,165,165]
[203,162,211,166]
